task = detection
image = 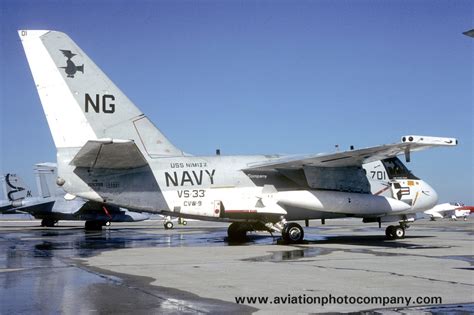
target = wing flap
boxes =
[70,139,148,169]
[244,135,457,171]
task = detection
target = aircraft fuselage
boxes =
[59,153,438,224]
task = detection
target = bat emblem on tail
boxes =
[59,49,84,78]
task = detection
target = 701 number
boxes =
[370,171,387,180]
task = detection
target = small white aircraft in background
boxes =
[424,202,474,221]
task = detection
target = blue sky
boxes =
[1,0,472,204]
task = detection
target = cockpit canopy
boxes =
[381,157,419,180]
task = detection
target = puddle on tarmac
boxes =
[243,246,333,262]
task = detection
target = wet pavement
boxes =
[0,221,258,314]
[0,219,473,313]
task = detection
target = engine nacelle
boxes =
[277,190,411,216]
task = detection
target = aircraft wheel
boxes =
[393,226,405,239]
[385,225,405,239]
[282,222,304,243]
[182,220,187,226]
[227,222,247,241]
[164,221,174,229]
[385,225,395,239]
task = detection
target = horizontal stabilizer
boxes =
[244,135,458,171]
[70,139,148,169]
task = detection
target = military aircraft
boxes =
[1,163,150,229]
[424,202,474,221]
[18,30,457,243]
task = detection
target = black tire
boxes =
[385,225,396,239]
[282,222,304,243]
[164,221,174,229]
[182,220,187,226]
[227,222,247,241]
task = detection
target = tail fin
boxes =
[2,173,32,201]
[34,163,63,198]
[18,30,182,157]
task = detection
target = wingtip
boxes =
[17,30,51,39]
[400,135,458,146]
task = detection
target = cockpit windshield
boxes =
[381,157,419,180]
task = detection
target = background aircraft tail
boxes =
[34,163,63,198]
[1,173,32,201]
[18,30,182,157]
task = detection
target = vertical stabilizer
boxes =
[34,163,62,198]
[2,173,31,201]
[18,30,182,157]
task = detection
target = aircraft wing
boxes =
[244,135,457,171]
[70,139,148,169]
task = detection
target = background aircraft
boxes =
[424,202,474,221]
[18,30,457,242]
[1,163,150,229]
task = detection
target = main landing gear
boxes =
[282,222,305,243]
[227,218,305,244]
[385,223,407,240]
[227,222,248,241]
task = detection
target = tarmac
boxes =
[0,218,473,314]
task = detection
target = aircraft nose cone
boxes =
[417,181,438,210]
